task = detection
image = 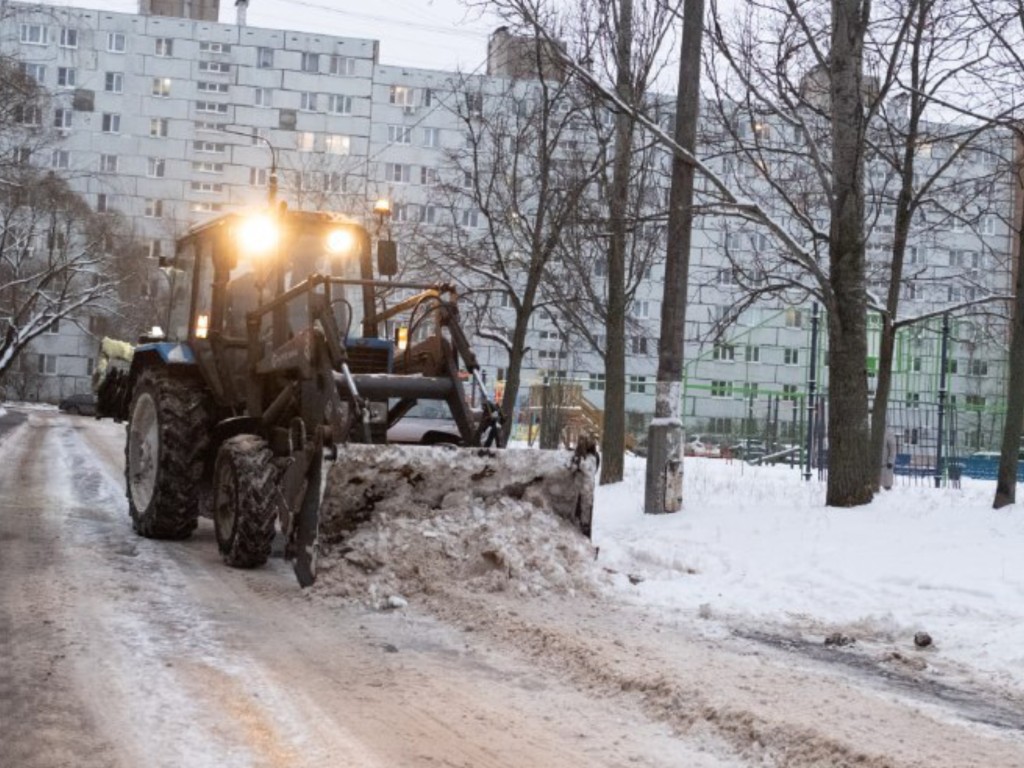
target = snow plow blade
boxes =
[319,442,598,544]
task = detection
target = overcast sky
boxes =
[35,0,500,72]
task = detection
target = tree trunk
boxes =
[499,313,532,445]
[826,0,874,507]
[600,0,634,486]
[644,0,704,514]
[994,163,1024,508]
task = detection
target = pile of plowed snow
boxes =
[310,493,602,608]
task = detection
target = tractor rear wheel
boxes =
[125,369,211,539]
[213,435,279,568]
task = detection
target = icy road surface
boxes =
[1,408,1023,767]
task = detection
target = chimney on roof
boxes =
[235,0,248,26]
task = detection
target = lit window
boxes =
[325,134,350,155]
[389,85,414,106]
[152,78,171,97]
[297,132,315,151]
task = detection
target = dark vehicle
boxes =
[59,393,97,416]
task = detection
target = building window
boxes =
[192,161,224,174]
[386,163,411,183]
[16,106,42,126]
[57,67,76,87]
[152,78,172,97]
[21,63,45,83]
[51,150,70,169]
[199,42,229,53]
[422,204,437,224]
[422,126,440,148]
[330,55,355,76]
[745,345,760,362]
[147,158,166,178]
[589,373,606,391]
[190,181,223,194]
[632,300,650,319]
[59,27,78,48]
[100,154,118,172]
[297,132,315,151]
[742,382,759,400]
[101,113,121,133]
[784,307,803,328]
[38,354,58,375]
[465,90,484,115]
[295,91,316,111]
[390,85,414,106]
[20,24,48,45]
[460,208,479,228]
[198,61,230,74]
[254,87,272,107]
[150,118,169,137]
[155,38,173,56]
[420,167,438,186]
[257,46,274,68]
[194,120,225,132]
[250,168,268,187]
[144,199,164,218]
[711,380,733,398]
[190,202,223,213]
[328,94,352,114]
[197,81,229,94]
[107,32,126,53]
[628,375,648,394]
[782,384,800,402]
[192,141,225,153]
[906,392,921,409]
[104,72,124,93]
[712,343,735,361]
[630,336,649,355]
[54,109,72,129]
[783,348,799,365]
[965,394,986,408]
[325,134,350,155]
[196,101,229,114]
[968,359,988,376]
[424,88,435,107]
[301,52,319,73]
[388,125,412,144]
[96,193,108,213]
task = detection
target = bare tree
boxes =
[0,169,123,378]
[417,65,606,441]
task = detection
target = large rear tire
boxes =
[125,369,211,539]
[213,435,278,568]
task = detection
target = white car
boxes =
[386,401,463,446]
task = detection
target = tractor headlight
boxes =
[236,214,279,257]
[325,227,356,256]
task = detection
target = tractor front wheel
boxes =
[213,435,279,568]
[125,369,211,539]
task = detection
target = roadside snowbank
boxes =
[596,457,1024,689]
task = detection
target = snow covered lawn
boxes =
[595,457,1024,689]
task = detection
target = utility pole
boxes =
[804,303,820,480]
[934,313,950,488]
[644,0,705,514]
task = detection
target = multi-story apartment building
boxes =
[0,0,1016,454]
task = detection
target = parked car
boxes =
[58,392,97,416]
[386,401,463,445]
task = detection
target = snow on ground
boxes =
[313,446,1024,692]
[596,456,1024,689]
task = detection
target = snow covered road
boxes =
[1,409,1022,767]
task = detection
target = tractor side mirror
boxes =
[377,240,398,277]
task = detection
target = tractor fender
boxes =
[118,344,201,421]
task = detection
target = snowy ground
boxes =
[595,456,1024,692]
